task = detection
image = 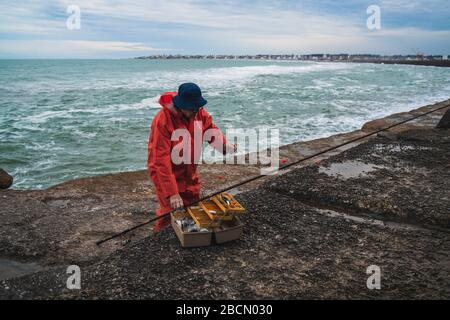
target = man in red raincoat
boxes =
[147,83,236,232]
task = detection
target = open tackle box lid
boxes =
[171,193,246,247]
[186,193,245,228]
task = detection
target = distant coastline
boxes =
[346,59,450,68]
[134,54,450,67]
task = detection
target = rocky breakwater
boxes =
[0,169,13,189]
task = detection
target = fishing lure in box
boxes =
[183,193,245,228]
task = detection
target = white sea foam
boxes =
[66,62,355,92]
[133,96,162,109]
[156,63,353,89]
[22,96,161,125]
[72,128,97,139]
[24,141,64,151]
[25,110,72,124]
[3,60,450,190]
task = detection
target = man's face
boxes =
[179,108,196,119]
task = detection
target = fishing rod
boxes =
[96,103,449,246]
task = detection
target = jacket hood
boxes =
[159,92,178,116]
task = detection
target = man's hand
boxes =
[169,193,184,210]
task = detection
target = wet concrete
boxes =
[268,128,450,229]
[319,161,386,180]
[0,100,448,299]
[1,184,448,299]
[0,126,449,299]
[0,259,43,281]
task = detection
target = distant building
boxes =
[132,54,450,65]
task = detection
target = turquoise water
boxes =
[1,59,450,189]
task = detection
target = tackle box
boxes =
[213,217,244,244]
[171,212,214,247]
[171,193,245,248]
[187,205,222,228]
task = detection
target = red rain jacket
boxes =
[147,92,227,200]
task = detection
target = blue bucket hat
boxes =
[172,83,207,111]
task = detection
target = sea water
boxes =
[1,59,450,189]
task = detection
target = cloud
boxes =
[0,2,61,35]
[0,0,449,57]
[65,40,166,52]
[379,0,449,11]
[0,40,167,58]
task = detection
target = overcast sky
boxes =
[1,0,449,58]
